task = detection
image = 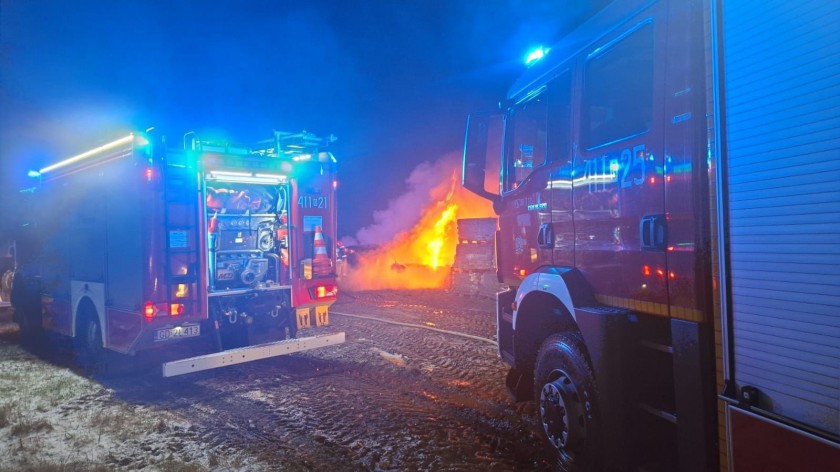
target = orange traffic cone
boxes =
[312,226,331,277]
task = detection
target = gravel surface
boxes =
[0,290,554,471]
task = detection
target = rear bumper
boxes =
[162,331,345,377]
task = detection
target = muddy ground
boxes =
[0,290,555,471]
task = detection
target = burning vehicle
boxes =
[339,156,495,291]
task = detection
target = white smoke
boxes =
[343,152,459,246]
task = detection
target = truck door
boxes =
[497,93,553,284]
[573,19,668,312]
[546,70,574,268]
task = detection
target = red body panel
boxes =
[289,158,339,308]
[106,307,142,351]
[729,407,840,472]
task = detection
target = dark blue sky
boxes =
[0,0,594,238]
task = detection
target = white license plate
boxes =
[154,324,200,342]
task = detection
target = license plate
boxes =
[154,324,200,342]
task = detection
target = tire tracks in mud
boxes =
[101,291,553,471]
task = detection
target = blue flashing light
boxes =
[27,170,41,178]
[525,46,550,66]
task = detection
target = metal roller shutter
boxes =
[722,0,840,435]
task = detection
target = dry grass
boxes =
[10,418,53,436]
[0,463,111,472]
[0,403,13,428]
[0,325,261,472]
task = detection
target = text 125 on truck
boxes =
[462,1,839,471]
[11,130,345,377]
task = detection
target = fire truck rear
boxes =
[11,130,344,376]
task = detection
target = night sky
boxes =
[0,0,597,241]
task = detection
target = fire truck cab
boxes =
[12,130,344,376]
[463,0,839,470]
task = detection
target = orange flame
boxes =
[341,164,494,290]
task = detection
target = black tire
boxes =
[286,309,298,340]
[76,312,105,372]
[533,333,601,472]
[14,278,43,349]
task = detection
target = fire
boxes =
[341,160,494,291]
[425,204,458,269]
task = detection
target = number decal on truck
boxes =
[298,196,328,209]
[620,144,647,189]
[582,144,648,193]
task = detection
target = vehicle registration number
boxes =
[154,324,200,342]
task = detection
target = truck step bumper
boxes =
[162,332,346,377]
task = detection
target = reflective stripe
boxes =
[595,294,705,322]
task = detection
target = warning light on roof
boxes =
[525,46,550,66]
[37,134,135,175]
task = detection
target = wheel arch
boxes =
[512,267,597,373]
[74,296,98,334]
[70,281,106,344]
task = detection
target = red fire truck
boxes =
[11,130,344,377]
[463,0,839,470]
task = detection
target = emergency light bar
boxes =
[207,171,287,184]
[525,46,550,66]
[29,134,140,177]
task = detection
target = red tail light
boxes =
[144,301,156,321]
[312,285,338,299]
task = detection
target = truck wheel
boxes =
[534,333,600,472]
[77,313,104,371]
[286,310,298,340]
[15,281,43,349]
[18,309,43,348]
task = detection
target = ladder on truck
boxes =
[161,162,202,327]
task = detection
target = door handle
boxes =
[538,223,554,249]
[640,214,667,251]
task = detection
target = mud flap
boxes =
[505,367,533,402]
[296,307,312,329]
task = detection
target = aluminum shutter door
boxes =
[722,0,840,436]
